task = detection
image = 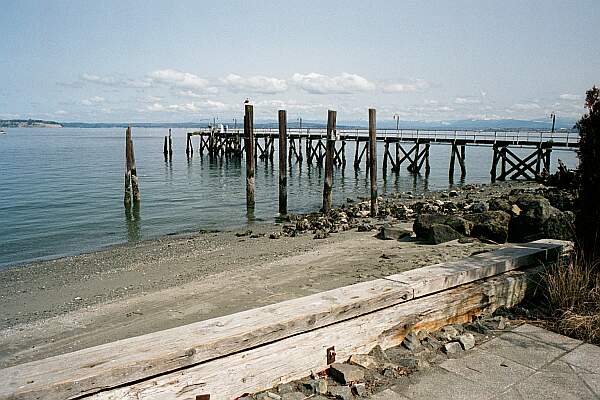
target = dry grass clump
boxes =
[544,253,600,344]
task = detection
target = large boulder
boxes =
[509,194,554,241]
[444,215,474,236]
[543,210,575,241]
[377,224,412,240]
[488,197,512,214]
[413,214,447,239]
[465,211,511,243]
[429,224,463,244]
[543,189,576,212]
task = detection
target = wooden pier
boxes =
[184,122,578,184]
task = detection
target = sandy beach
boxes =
[0,181,539,368]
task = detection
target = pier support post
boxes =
[278,110,288,215]
[322,110,336,213]
[124,126,140,206]
[168,129,173,160]
[163,136,168,159]
[245,105,255,209]
[369,109,378,217]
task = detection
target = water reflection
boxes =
[124,202,141,242]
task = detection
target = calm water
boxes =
[0,128,578,268]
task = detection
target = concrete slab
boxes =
[561,343,600,374]
[478,332,566,369]
[439,349,534,392]
[512,324,582,350]
[369,389,410,399]
[390,367,492,400]
[580,373,600,396]
[511,371,596,400]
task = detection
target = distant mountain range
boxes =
[1,118,578,131]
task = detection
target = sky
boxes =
[0,0,598,123]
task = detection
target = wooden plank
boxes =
[91,269,536,400]
[0,240,568,400]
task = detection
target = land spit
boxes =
[0,180,542,368]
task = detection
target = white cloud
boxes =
[292,72,375,94]
[559,93,583,101]
[146,100,228,113]
[512,102,542,111]
[149,69,211,91]
[455,97,480,104]
[81,73,118,86]
[221,74,287,94]
[55,110,68,115]
[382,79,429,93]
[81,96,106,106]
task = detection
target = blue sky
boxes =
[0,0,598,123]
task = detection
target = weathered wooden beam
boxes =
[278,110,287,215]
[91,269,540,400]
[369,108,378,217]
[245,105,255,208]
[0,241,568,400]
[322,110,336,212]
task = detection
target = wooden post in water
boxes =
[278,110,288,215]
[163,136,168,158]
[168,129,173,159]
[369,108,378,217]
[322,110,336,213]
[245,104,255,208]
[124,127,140,206]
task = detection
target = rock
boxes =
[349,354,379,370]
[443,342,463,354]
[277,383,295,394]
[421,335,442,351]
[356,210,370,218]
[257,392,282,400]
[488,197,512,214]
[395,357,420,370]
[327,385,353,400]
[368,345,392,364]
[449,190,459,197]
[296,219,311,232]
[511,204,522,216]
[328,363,365,384]
[465,211,511,243]
[458,333,475,350]
[542,210,575,241]
[235,230,252,237]
[304,379,327,395]
[429,223,463,244]
[281,393,305,400]
[413,213,447,239]
[443,215,473,236]
[471,202,489,213]
[313,230,329,239]
[269,232,281,239]
[352,383,368,397]
[440,325,460,341]
[377,224,411,240]
[357,223,374,232]
[544,189,576,211]
[510,194,553,241]
[497,316,507,330]
[401,331,422,352]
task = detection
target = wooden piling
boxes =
[369,109,378,217]
[245,105,255,208]
[322,110,336,213]
[163,136,168,158]
[124,127,140,205]
[168,129,173,159]
[278,110,287,215]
